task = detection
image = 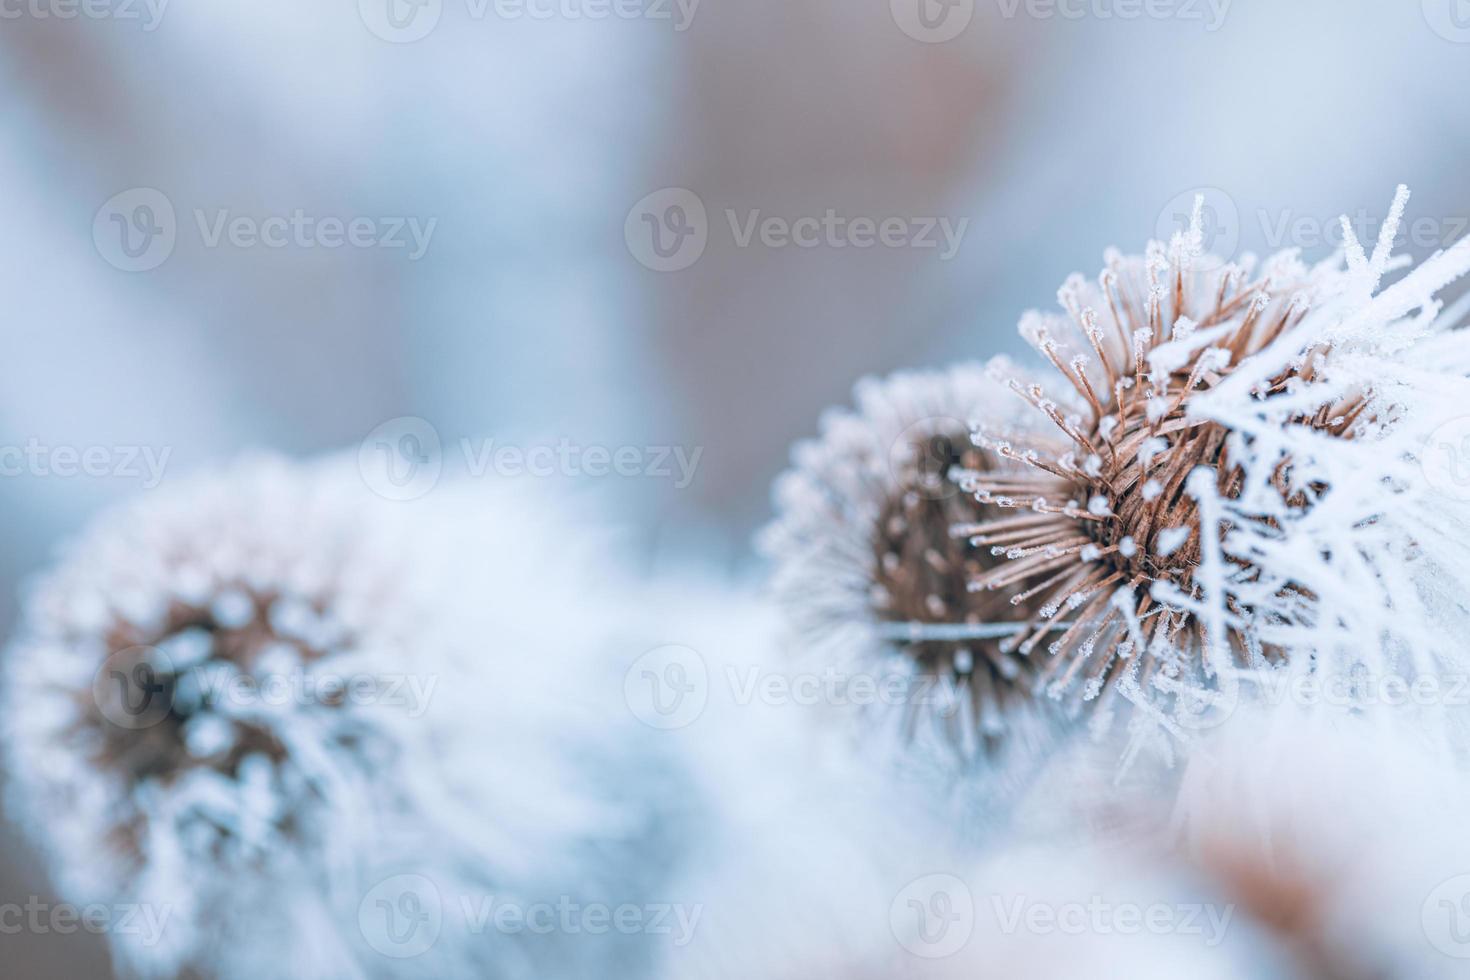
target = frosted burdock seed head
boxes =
[965,188,1470,733]
[760,366,1050,760]
[3,456,421,974]
[968,254,1341,710]
[3,454,661,979]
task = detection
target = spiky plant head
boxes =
[760,366,1053,759]
[959,189,1470,736]
[2,454,669,979]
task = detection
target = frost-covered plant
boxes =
[2,454,672,980]
[959,189,1470,743]
[760,366,1055,759]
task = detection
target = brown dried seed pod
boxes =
[962,226,1367,720]
[762,366,1046,755]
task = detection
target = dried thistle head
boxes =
[870,401,1020,683]
[1,457,424,961]
[959,200,1376,723]
[761,366,1048,756]
[3,454,661,979]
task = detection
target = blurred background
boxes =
[2,0,1470,973]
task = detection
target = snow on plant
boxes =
[760,366,1057,762]
[958,187,1470,749]
[2,453,666,979]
